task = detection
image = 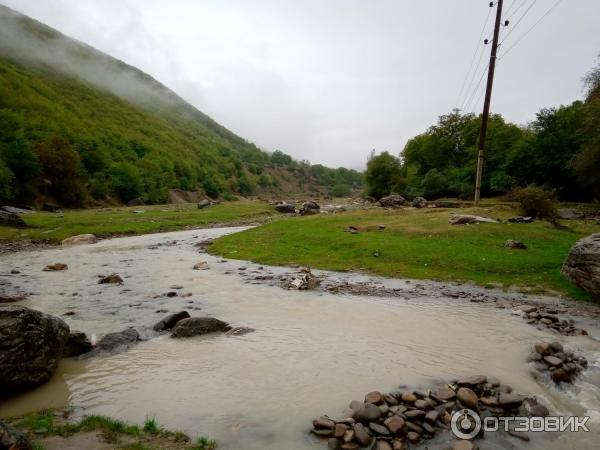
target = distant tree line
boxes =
[366,59,600,202]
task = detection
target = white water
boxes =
[1,227,599,449]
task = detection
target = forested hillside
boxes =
[0,5,361,207]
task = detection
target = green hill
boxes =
[0,5,362,207]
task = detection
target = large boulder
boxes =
[0,306,69,397]
[61,234,98,245]
[299,201,320,216]
[95,328,140,352]
[562,233,600,298]
[0,210,26,228]
[0,420,32,450]
[411,196,427,208]
[378,195,405,208]
[274,202,296,214]
[153,311,191,331]
[449,214,497,225]
[197,199,211,209]
[171,317,231,338]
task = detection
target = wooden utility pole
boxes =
[474,0,503,206]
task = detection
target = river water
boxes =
[0,227,599,449]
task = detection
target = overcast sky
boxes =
[2,0,599,169]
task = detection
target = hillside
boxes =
[0,5,362,207]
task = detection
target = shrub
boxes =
[511,186,558,221]
[330,183,351,197]
[0,159,14,203]
[110,162,144,203]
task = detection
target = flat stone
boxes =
[384,394,399,405]
[457,387,478,409]
[170,317,231,338]
[333,423,348,438]
[311,428,332,437]
[544,355,563,366]
[435,386,456,401]
[366,391,384,404]
[377,440,393,450]
[404,410,426,419]
[355,403,382,423]
[384,416,405,434]
[414,399,430,410]
[407,431,420,443]
[424,410,440,424]
[498,393,523,409]
[457,375,487,387]
[519,305,538,314]
[314,416,335,429]
[43,263,68,271]
[534,343,553,356]
[353,423,372,447]
[369,423,390,436]
[401,391,417,403]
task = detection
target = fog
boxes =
[1,0,599,169]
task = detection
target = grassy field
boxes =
[211,205,600,300]
[0,200,275,243]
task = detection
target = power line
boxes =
[455,5,494,108]
[504,0,530,21]
[500,0,564,58]
[502,0,519,18]
[463,62,489,112]
[499,0,537,45]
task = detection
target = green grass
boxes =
[211,205,600,300]
[12,410,214,450]
[0,200,275,243]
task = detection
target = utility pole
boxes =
[474,0,503,206]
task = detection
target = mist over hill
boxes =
[0,4,362,206]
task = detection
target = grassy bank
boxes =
[211,206,600,300]
[0,200,275,243]
[10,410,216,450]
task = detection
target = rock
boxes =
[333,423,348,438]
[197,199,211,209]
[411,197,427,208]
[0,210,27,228]
[0,420,32,450]
[519,305,538,314]
[551,368,571,383]
[457,387,478,409]
[379,195,405,208]
[377,441,393,450]
[369,423,390,435]
[153,311,191,331]
[42,202,61,212]
[435,386,456,401]
[562,233,600,298]
[341,443,359,450]
[353,423,372,447]
[314,416,335,429]
[0,306,69,397]
[127,198,145,206]
[534,343,553,356]
[349,400,363,412]
[365,391,384,404]
[406,431,420,443]
[328,438,342,450]
[529,404,550,417]
[549,342,564,353]
[453,440,478,450]
[1,206,34,214]
[95,328,140,352]
[225,326,255,336]
[346,226,358,234]
[401,391,417,403]
[171,317,231,338]
[193,261,210,270]
[43,263,68,271]
[505,240,527,249]
[384,416,405,434]
[274,202,295,214]
[498,393,523,409]
[61,234,97,245]
[300,201,320,215]
[98,274,123,284]
[457,375,487,387]
[449,215,496,225]
[508,216,534,223]
[424,410,440,424]
[414,399,430,410]
[543,355,563,366]
[63,331,93,357]
[557,209,584,220]
[355,403,382,423]
[287,268,320,290]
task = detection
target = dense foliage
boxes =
[0,6,362,206]
[365,60,600,202]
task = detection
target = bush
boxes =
[365,151,404,199]
[110,162,144,203]
[330,183,351,197]
[511,186,558,221]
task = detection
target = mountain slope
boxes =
[0,4,362,206]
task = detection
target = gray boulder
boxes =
[171,317,231,338]
[63,331,93,357]
[411,196,427,208]
[95,328,140,352]
[562,233,600,298]
[197,199,211,209]
[153,311,191,331]
[0,420,32,450]
[378,195,405,208]
[299,201,320,216]
[0,210,26,228]
[0,306,69,397]
[274,202,295,214]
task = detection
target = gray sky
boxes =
[2,0,599,169]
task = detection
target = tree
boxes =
[109,162,143,203]
[0,159,14,203]
[365,151,403,199]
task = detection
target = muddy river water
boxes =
[1,227,599,449]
